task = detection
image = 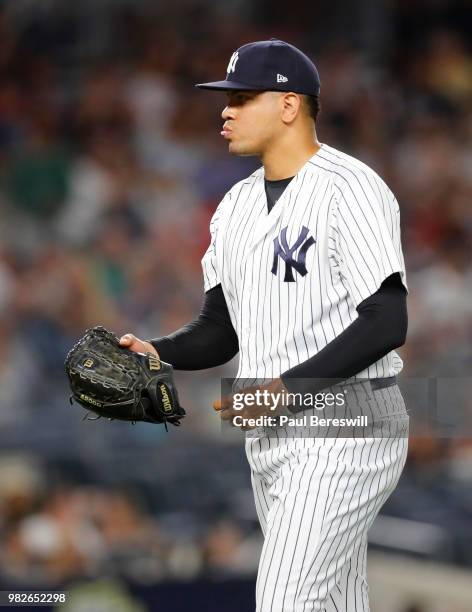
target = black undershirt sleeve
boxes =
[280,273,408,408]
[150,274,407,391]
[150,285,239,369]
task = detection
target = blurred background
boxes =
[0,0,471,610]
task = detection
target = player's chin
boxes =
[228,140,259,157]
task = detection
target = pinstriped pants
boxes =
[245,383,409,612]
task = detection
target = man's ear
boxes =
[280,92,302,124]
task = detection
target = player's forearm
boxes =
[150,319,238,370]
[149,285,239,370]
[281,274,407,401]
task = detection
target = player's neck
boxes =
[261,135,321,181]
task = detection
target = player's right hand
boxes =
[119,333,159,357]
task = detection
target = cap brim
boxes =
[195,80,263,91]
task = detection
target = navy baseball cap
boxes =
[195,38,320,96]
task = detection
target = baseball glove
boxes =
[65,326,185,428]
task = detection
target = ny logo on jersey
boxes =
[271,226,316,282]
[227,51,239,74]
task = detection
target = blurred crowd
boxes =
[0,0,471,588]
[0,455,262,587]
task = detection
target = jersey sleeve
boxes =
[201,194,229,292]
[331,174,407,308]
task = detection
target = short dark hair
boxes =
[303,95,321,122]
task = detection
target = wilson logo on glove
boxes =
[159,384,173,413]
[148,355,161,371]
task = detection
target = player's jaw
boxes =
[225,133,264,156]
[221,125,257,156]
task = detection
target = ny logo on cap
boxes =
[227,51,239,74]
[272,226,316,282]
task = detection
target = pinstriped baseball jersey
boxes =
[202,143,407,381]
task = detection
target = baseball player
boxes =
[120,39,409,612]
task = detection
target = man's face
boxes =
[221,90,282,156]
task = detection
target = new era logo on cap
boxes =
[195,38,320,96]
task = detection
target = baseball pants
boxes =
[245,382,409,612]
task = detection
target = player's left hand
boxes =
[214,378,289,430]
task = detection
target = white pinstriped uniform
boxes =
[202,143,409,611]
